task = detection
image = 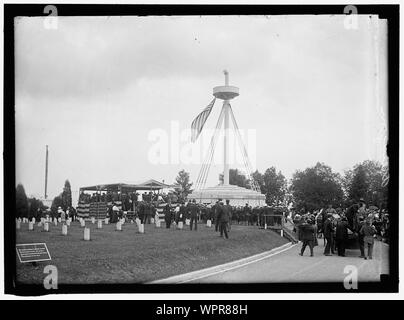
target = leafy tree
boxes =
[28,197,47,219]
[50,179,73,216]
[290,162,344,212]
[16,184,29,218]
[229,169,250,188]
[344,160,388,209]
[51,195,64,217]
[174,169,193,200]
[252,170,264,191]
[262,167,287,206]
[61,180,72,209]
[251,168,287,205]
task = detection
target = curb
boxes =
[149,241,297,284]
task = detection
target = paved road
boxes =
[186,239,389,283]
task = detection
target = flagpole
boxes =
[223,70,230,186]
[223,102,230,185]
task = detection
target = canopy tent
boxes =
[79,179,172,192]
[188,184,266,207]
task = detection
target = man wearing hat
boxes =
[218,200,230,239]
[323,213,335,256]
[214,200,221,232]
[164,200,173,229]
[189,199,199,231]
[224,199,232,232]
[335,216,349,256]
[299,218,315,256]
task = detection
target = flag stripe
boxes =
[191,98,216,142]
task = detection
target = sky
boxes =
[14,15,388,204]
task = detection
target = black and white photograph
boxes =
[3,3,399,298]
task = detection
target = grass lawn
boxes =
[16,220,288,284]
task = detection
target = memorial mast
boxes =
[188,71,265,206]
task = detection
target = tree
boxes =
[61,180,72,209]
[229,169,250,188]
[344,160,388,209]
[51,195,64,216]
[174,169,193,200]
[252,170,264,192]
[251,168,287,205]
[16,184,29,218]
[50,179,73,216]
[262,167,287,206]
[290,162,344,212]
[28,197,47,219]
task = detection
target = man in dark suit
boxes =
[299,218,315,256]
[189,199,199,231]
[218,200,230,239]
[243,203,251,226]
[323,214,335,255]
[213,200,220,232]
[335,217,349,256]
[357,216,366,258]
[164,201,172,228]
[224,199,232,232]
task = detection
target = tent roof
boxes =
[80,179,171,192]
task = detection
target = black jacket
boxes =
[335,220,349,240]
[218,204,230,223]
[323,219,334,238]
[300,223,315,241]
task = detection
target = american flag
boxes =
[191,98,216,143]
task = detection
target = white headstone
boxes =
[80,219,85,227]
[28,222,34,231]
[16,220,21,229]
[138,223,144,234]
[62,224,68,235]
[97,220,102,229]
[264,223,267,230]
[105,218,109,225]
[178,221,183,229]
[54,219,58,226]
[32,217,36,224]
[44,222,49,232]
[58,217,61,223]
[84,227,90,241]
[185,219,190,226]
[91,217,95,224]
[206,219,212,227]
[116,221,122,231]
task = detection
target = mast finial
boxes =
[223,69,229,86]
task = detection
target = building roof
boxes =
[80,179,171,192]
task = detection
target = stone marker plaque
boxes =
[16,243,51,263]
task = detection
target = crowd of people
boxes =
[27,189,390,254]
[101,198,284,240]
[292,199,390,259]
[78,190,180,211]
